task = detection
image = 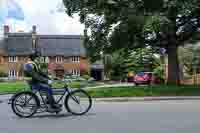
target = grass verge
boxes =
[1,81,200,98]
[87,85,200,98]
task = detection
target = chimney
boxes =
[32,25,37,49]
[4,25,9,34]
[32,25,37,33]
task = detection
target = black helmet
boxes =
[29,49,41,61]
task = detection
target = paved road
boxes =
[1,99,200,133]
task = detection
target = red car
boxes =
[134,72,153,85]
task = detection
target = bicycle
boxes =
[8,78,92,118]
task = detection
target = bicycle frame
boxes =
[8,77,83,113]
[9,82,92,117]
[36,87,73,104]
[27,87,72,113]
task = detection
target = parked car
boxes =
[134,72,153,85]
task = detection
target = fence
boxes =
[181,74,200,85]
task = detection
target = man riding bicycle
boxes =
[23,50,61,112]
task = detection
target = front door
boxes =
[91,69,102,81]
[55,70,64,79]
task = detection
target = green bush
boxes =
[153,66,163,77]
[110,76,121,81]
[82,75,90,80]
[0,71,8,77]
[153,66,165,83]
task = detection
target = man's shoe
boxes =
[53,104,62,108]
[47,105,62,113]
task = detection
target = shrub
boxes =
[153,66,165,84]
[0,71,8,77]
[82,74,90,80]
[80,69,90,76]
[110,76,121,81]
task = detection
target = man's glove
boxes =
[48,80,53,85]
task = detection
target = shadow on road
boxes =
[12,113,96,120]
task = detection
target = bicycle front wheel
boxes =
[65,89,92,115]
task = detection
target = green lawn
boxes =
[1,81,200,97]
[0,81,83,93]
[87,85,200,98]
[0,81,28,93]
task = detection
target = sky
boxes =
[0,0,84,35]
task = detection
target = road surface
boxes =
[0,98,200,133]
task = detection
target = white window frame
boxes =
[9,56,18,62]
[72,69,80,76]
[72,56,80,62]
[9,70,17,78]
[56,56,63,63]
[0,57,3,63]
[45,57,49,63]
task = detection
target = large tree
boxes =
[63,0,200,85]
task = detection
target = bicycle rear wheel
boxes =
[11,92,39,118]
[65,89,92,115]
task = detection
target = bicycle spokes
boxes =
[13,93,38,117]
[65,90,92,115]
[70,95,80,104]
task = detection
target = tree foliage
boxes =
[103,47,161,80]
[63,0,200,84]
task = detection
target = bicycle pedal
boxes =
[57,104,62,108]
[46,105,62,113]
[47,108,62,113]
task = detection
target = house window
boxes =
[72,69,80,76]
[9,56,18,62]
[56,56,63,63]
[72,56,80,62]
[9,70,17,78]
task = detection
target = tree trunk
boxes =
[167,44,180,85]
